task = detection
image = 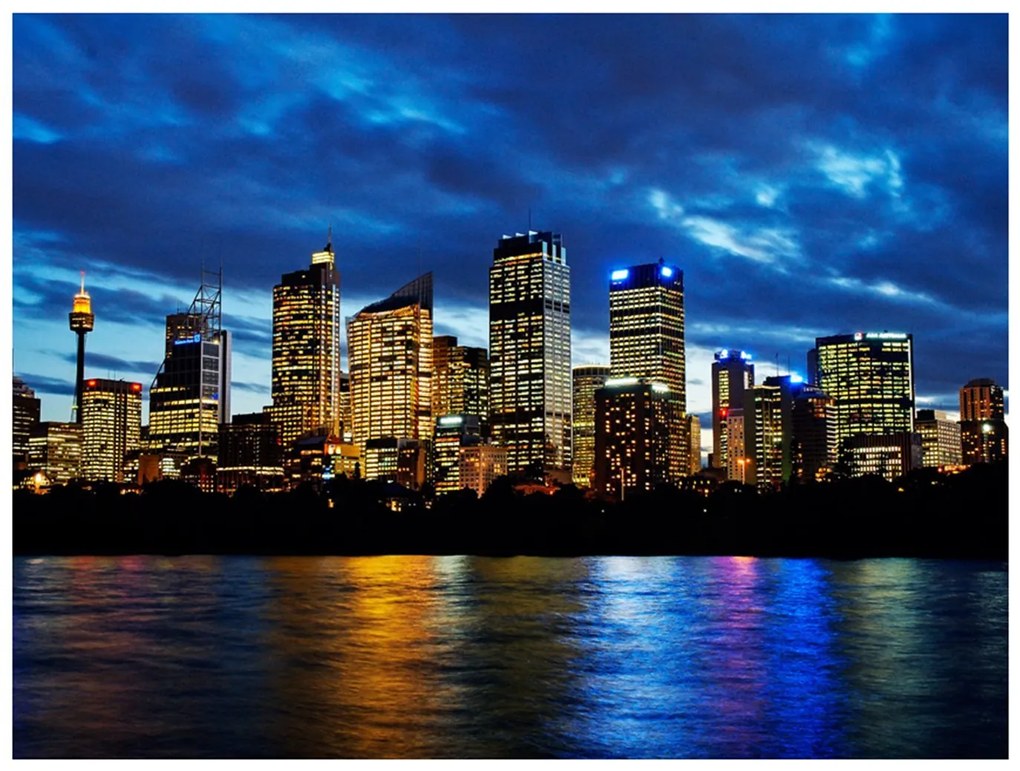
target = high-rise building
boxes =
[489,231,571,480]
[433,415,482,495]
[268,235,341,451]
[432,335,489,432]
[27,422,81,486]
[572,365,610,487]
[68,272,94,424]
[790,382,836,481]
[13,376,40,472]
[81,379,142,483]
[687,414,702,475]
[348,273,433,475]
[459,443,508,498]
[609,260,687,476]
[216,412,284,493]
[149,272,231,460]
[959,378,1008,464]
[593,377,679,499]
[915,409,963,468]
[711,350,754,477]
[843,432,923,482]
[812,332,915,450]
[745,375,834,490]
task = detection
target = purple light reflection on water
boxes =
[12,555,1007,758]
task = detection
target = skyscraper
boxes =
[572,365,610,487]
[148,272,231,460]
[608,259,686,476]
[13,376,40,472]
[593,377,678,498]
[28,422,81,486]
[711,349,754,477]
[812,332,915,449]
[959,378,1008,464]
[68,272,94,424]
[81,378,142,483]
[432,335,489,430]
[348,273,433,476]
[489,231,571,480]
[268,236,341,451]
[915,409,963,467]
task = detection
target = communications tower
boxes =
[68,272,94,423]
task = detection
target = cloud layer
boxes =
[13,13,1008,421]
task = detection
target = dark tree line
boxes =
[12,462,1007,560]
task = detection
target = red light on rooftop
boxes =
[131,383,142,392]
[87,379,97,387]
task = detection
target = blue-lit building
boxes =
[607,259,687,479]
[711,349,754,478]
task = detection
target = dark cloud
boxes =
[233,381,270,395]
[12,13,1008,419]
[17,373,76,398]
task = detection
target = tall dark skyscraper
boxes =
[149,271,231,460]
[67,272,94,424]
[268,235,341,451]
[711,349,754,478]
[488,231,571,481]
[608,260,686,477]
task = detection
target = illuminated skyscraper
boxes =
[572,365,610,487]
[68,272,94,424]
[28,422,81,486]
[915,409,962,467]
[812,332,915,448]
[81,378,142,483]
[686,414,702,474]
[432,335,489,431]
[959,378,1007,464]
[433,414,482,495]
[268,236,341,451]
[13,376,40,472]
[347,273,433,475]
[149,271,231,460]
[593,377,678,499]
[608,260,686,477]
[489,231,571,480]
[745,375,834,490]
[216,412,284,493]
[711,349,754,476]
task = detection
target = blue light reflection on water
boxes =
[12,555,1007,759]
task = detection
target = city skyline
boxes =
[12,14,1008,446]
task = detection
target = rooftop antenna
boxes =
[528,206,532,232]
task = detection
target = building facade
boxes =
[812,332,915,450]
[572,365,611,487]
[433,336,489,432]
[27,422,81,486]
[13,376,40,472]
[433,414,482,495]
[347,273,433,476]
[459,443,508,498]
[915,409,963,468]
[843,432,923,482]
[608,260,687,476]
[148,274,232,462]
[268,237,341,452]
[216,412,284,493]
[593,378,679,499]
[711,349,754,477]
[959,378,1008,464]
[488,231,571,480]
[81,379,142,483]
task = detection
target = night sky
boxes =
[12,13,1009,454]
